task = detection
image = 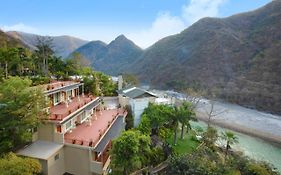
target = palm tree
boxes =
[167,106,181,145]
[179,102,196,139]
[221,131,238,159]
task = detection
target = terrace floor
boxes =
[49,95,97,121]
[64,108,127,147]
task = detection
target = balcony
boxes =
[49,95,97,121]
[64,108,127,148]
[41,81,80,92]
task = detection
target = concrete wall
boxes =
[118,95,129,107]
[47,147,65,175]
[39,159,48,175]
[130,98,151,126]
[64,145,91,175]
[38,123,55,142]
[32,131,38,142]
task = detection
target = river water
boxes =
[191,121,281,172]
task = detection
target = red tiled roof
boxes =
[49,95,97,121]
[64,109,127,147]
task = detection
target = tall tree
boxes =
[34,36,54,76]
[179,102,196,139]
[0,77,47,153]
[111,130,151,175]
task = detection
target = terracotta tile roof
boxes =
[64,109,127,148]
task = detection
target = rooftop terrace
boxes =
[49,95,98,121]
[40,81,81,92]
[64,108,127,148]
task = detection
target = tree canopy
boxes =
[0,76,47,153]
[110,130,151,175]
[0,152,41,175]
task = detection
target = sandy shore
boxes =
[196,112,281,146]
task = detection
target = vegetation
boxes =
[0,77,47,153]
[221,131,239,159]
[124,105,134,130]
[0,152,41,175]
[126,1,281,115]
[110,130,151,175]
[122,73,139,87]
[166,127,279,175]
[167,129,199,154]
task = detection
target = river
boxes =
[158,90,281,172]
[191,121,281,172]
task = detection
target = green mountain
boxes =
[6,31,88,58]
[0,30,26,48]
[127,0,281,114]
[73,35,143,75]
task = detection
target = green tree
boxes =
[201,127,218,151]
[221,131,239,159]
[0,77,47,153]
[124,105,134,130]
[179,102,196,139]
[0,152,41,175]
[139,103,172,136]
[122,73,139,87]
[34,36,54,76]
[49,55,67,80]
[110,130,151,175]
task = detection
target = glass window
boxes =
[54,154,59,160]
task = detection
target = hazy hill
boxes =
[127,0,281,114]
[0,30,26,48]
[73,35,143,75]
[6,31,88,58]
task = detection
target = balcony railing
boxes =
[49,95,97,121]
[64,109,127,147]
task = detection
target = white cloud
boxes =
[127,12,185,48]
[1,23,38,33]
[127,0,227,48]
[182,0,227,25]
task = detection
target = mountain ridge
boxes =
[6,31,88,58]
[73,34,143,75]
[126,0,281,114]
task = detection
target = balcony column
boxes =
[77,88,80,101]
[82,84,85,97]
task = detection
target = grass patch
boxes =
[167,129,200,154]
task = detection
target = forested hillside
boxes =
[127,0,281,114]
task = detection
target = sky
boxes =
[0,0,271,48]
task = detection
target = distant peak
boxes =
[115,34,128,41]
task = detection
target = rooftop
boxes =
[64,108,127,148]
[49,95,98,121]
[118,87,158,99]
[17,140,63,160]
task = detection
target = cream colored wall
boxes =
[39,159,48,175]
[38,123,55,142]
[64,145,92,175]
[47,148,65,175]
[32,131,38,142]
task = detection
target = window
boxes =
[65,121,72,130]
[81,112,87,122]
[54,154,59,160]
[54,92,61,104]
